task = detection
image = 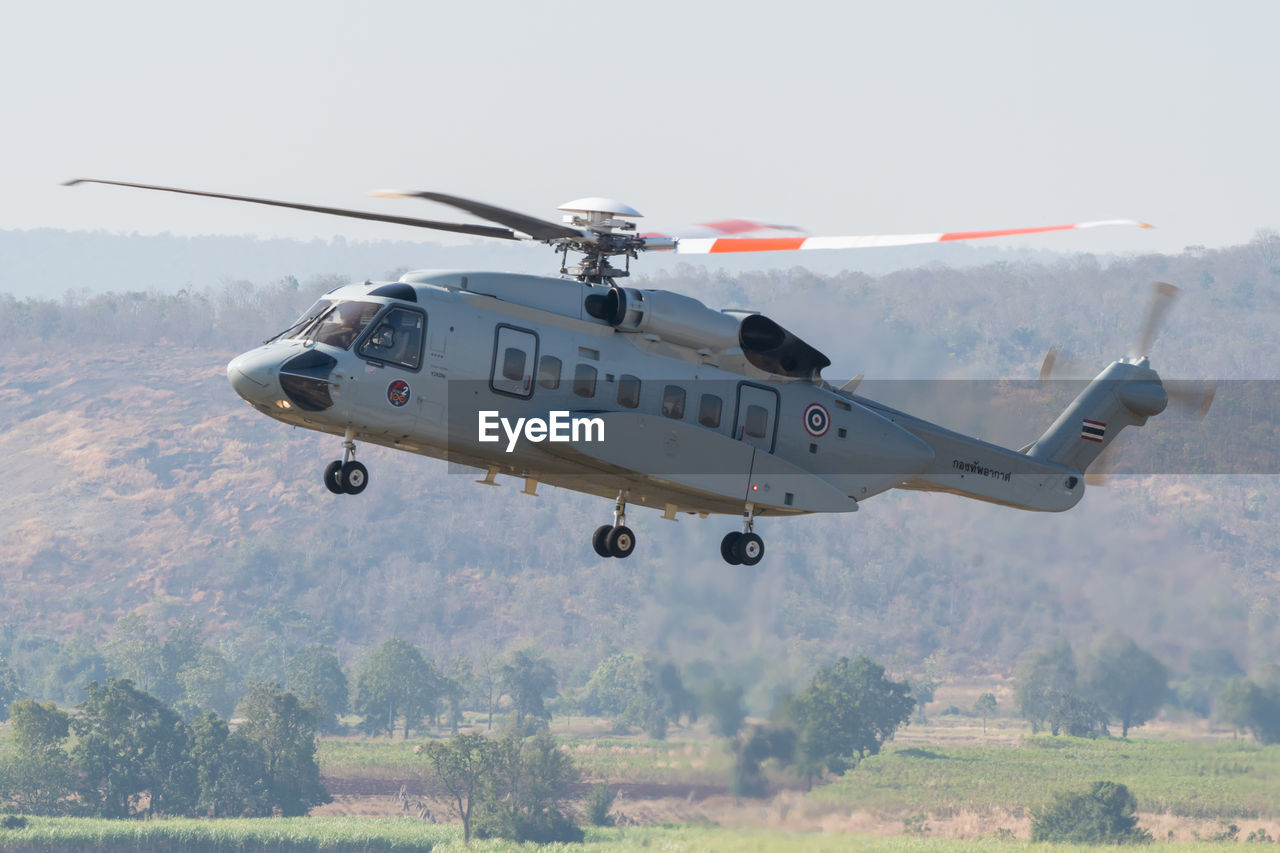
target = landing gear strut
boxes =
[592,492,636,558]
[323,428,368,495]
[721,502,764,566]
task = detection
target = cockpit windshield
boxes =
[287,300,382,350]
[267,298,333,343]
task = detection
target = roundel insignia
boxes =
[387,379,411,407]
[803,402,830,437]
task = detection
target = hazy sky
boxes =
[4,0,1277,257]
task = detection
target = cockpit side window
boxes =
[358,307,426,369]
[310,301,382,350]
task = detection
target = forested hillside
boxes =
[1,235,1277,713]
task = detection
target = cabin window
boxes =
[698,394,722,428]
[744,404,768,439]
[489,324,538,398]
[537,356,562,390]
[573,364,597,398]
[661,385,686,419]
[502,348,526,382]
[618,374,641,408]
[357,306,425,369]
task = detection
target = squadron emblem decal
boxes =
[803,403,830,437]
[387,379,411,407]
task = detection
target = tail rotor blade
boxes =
[1084,439,1123,486]
[1039,346,1060,382]
[1165,381,1218,420]
[1133,281,1181,359]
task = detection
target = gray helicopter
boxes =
[67,179,1198,565]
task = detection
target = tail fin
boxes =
[1026,360,1168,474]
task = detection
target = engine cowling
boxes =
[585,287,831,378]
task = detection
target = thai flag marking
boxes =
[1081,418,1106,443]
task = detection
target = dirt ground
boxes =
[312,779,1280,843]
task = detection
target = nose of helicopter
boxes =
[227,347,280,405]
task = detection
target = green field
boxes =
[0,817,1265,853]
[818,736,1280,819]
[318,735,731,785]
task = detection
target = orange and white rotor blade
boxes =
[671,219,1151,254]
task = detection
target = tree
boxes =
[499,649,558,732]
[1218,677,1280,744]
[1046,690,1109,738]
[783,655,914,778]
[425,734,494,844]
[1176,648,1243,718]
[0,658,19,722]
[0,700,74,814]
[1015,639,1078,735]
[177,646,240,721]
[102,614,164,694]
[188,712,272,817]
[473,733,583,843]
[286,645,349,734]
[156,614,206,706]
[584,783,615,826]
[581,653,697,739]
[71,678,197,817]
[441,657,473,734]
[1081,632,1169,737]
[1031,781,1151,844]
[974,692,997,734]
[909,654,944,723]
[41,631,109,705]
[236,682,330,815]
[354,638,440,738]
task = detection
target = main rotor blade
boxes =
[670,219,1152,254]
[64,179,520,241]
[369,190,582,242]
[1133,281,1181,359]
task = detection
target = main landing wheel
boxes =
[606,525,636,559]
[341,460,368,495]
[323,461,344,494]
[592,525,613,558]
[720,532,743,565]
[736,532,765,566]
[721,531,764,566]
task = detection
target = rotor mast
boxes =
[555,197,649,284]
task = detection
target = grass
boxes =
[815,735,1280,819]
[0,817,1266,852]
[318,733,730,786]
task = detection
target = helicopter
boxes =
[66,178,1197,565]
